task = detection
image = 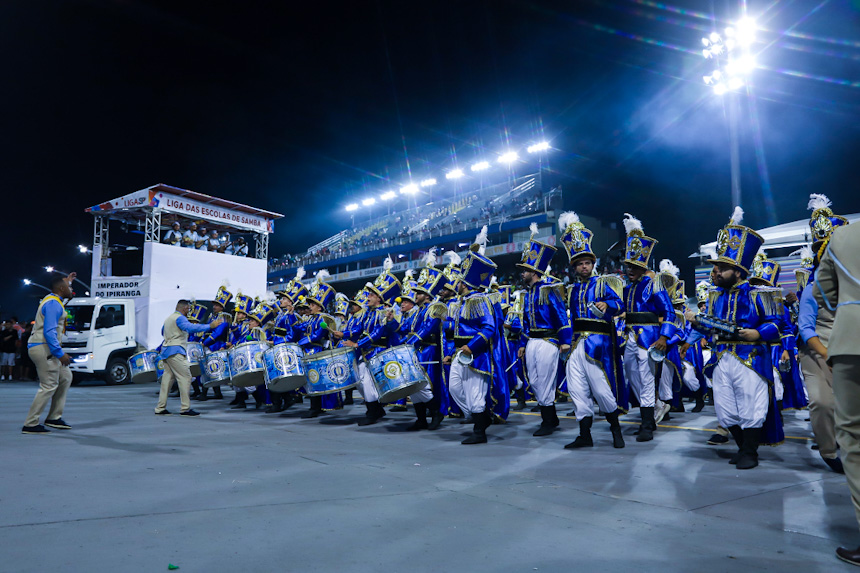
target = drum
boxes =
[186,341,206,377]
[202,350,232,388]
[263,343,306,392]
[128,351,160,384]
[229,342,268,387]
[302,347,359,396]
[369,345,430,403]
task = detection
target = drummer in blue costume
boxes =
[227,293,259,409]
[669,279,706,413]
[443,234,501,445]
[485,275,513,425]
[689,207,783,470]
[388,270,419,412]
[557,211,627,449]
[620,213,677,443]
[653,260,687,417]
[342,257,402,426]
[440,251,465,419]
[517,223,571,437]
[264,277,304,413]
[331,289,369,406]
[197,284,233,402]
[296,270,342,418]
[504,290,530,410]
[187,302,209,400]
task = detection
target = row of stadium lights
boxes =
[344,141,551,212]
[701,17,757,95]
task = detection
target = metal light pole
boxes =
[45,266,91,291]
[23,279,51,294]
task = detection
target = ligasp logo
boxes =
[326,359,351,383]
[383,361,402,380]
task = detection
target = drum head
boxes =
[378,380,427,404]
[267,374,306,393]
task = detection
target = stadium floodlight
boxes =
[445,169,465,180]
[527,141,550,153]
[470,161,490,172]
[78,244,89,254]
[380,191,396,201]
[498,151,519,164]
[420,178,437,187]
[713,83,728,95]
[345,203,359,212]
[728,77,744,90]
[362,198,376,206]
[735,17,756,46]
[400,184,419,195]
[23,278,31,285]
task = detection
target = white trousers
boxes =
[657,359,674,402]
[357,362,379,402]
[771,368,785,402]
[525,339,559,406]
[408,384,433,404]
[681,361,701,392]
[449,362,489,414]
[712,354,769,429]
[566,342,618,420]
[702,349,713,388]
[624,332,658,408]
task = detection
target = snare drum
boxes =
[229,342,268,387]
[128,351,160,384]
[369,345,430,403]
[263,343,306,392]
[302,347,359,396]
[186,342,206,377]
[202,350,232,388]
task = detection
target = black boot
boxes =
[357,401,384,426]
[390,401,408,412]
[462,410,490,444]
[428,408,445,430]
[228,391,244,406]
[728,425,744,464]
[691,388,705,413]
[512,388,527,411]
[606,410,625,448]
[344,389,354,405]
[533,405,560,437]
[231,400,247,410]
[564,416,594,449]
[636,407,655,442]
[407,402,428,431]
[212,387,223,399]
[736,428,760,470]
[459,415,474,424]
[265,393,284,414]
[301,396,323,418]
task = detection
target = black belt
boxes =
[573,319,613,335]
[273,327,288,337]
[626,312,659,325]
[527,331,558,340]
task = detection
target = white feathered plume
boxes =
[529,222,539,237]
[315,269,331,283]
[659,259,680,277]
[473,225,488,255]
[808,193,832,211]
[701,244,718,259]
[729,206,744,225]
[220,278,231,287]
[383,255,394,272]
[423,247,437,268]
[623,213,643,235]
[490,276,498,287]
[265,291,277,305]
[295,266,306,281]
[444,250,461,266]
[404,269,414,280]
[558,211,580,232]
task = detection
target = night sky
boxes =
[2,0,858,318]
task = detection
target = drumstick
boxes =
[418,361,439,365]
[505,358,520,373]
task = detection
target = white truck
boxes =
[63,184,281,384]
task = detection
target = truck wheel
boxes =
[105,357,131,385]
[71,372,84,387]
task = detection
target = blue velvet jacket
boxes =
[356,307,398,360]
[272,311,299,345]
[297,313,333,354]
[451,290,496,376]
[522,278,572,346]
[202,315,230,351]
[623,275,677,349]
[337,308,368,348]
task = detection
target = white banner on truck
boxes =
[151,192,272,233]
[92,277,150,298]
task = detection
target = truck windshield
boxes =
[66,305,95,332]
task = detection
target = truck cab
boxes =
[63,297,137,384]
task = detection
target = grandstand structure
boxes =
[268,173,616,294]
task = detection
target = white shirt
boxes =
[182,230,199,248]
[164,229,182,245]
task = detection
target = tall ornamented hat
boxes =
[399,270,419,303]
[808,194,849,249]
[333,293,349,316]
[365,256,402,304]
[250,302,276,325]
[558,211,595,263]
[658,259,681,294]
[750,248,781,287]
[307,270,336,310]
[348,289,368,308]
[188,302,207,323]
[285,267,309,302]
[671,280,687,306]
[622,213,658,269]
[517,223,556,275]
[213,280,233,307]
[461,226,497,289]
[695,280,712,305]
[793,245,815,290]
[234,293,254,315]
[441,250,462,291]
[415,248,449,297]
[496,284,512,309]
[707,206,765,274]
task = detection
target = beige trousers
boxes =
[155,353,191,413]
[799,347,837,458]
[25,344,73,427]
[832,356,860,532]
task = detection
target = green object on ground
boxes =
[168,565,179,570]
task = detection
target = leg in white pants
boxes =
[566,343,618,421]
[712,354,769,429]
[655,359,674,402]
[357,362,379,402]
[623,332,655,407]
[525,339,559,407]
[448,362,488,414]
[681,361,701,392]
[772,368,784,402]
[408,386,433,404]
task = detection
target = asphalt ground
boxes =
[1,379,857,573]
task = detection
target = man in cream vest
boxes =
[155,300,221,416]
[814,223,860,567]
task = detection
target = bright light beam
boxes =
[400,184,419,195]
[445,169,465,180]
[361,198,376,206]
[345,203,359,212]
[498,151,519,164]
[420,178,437,187]
[527,142,550,153]
[470,161,490,172]
[380,191,396,201]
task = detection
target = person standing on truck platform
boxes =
[155,300,222,416]
[22,272,77,434]
[182,223,199,248]
[163,222,182,246]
